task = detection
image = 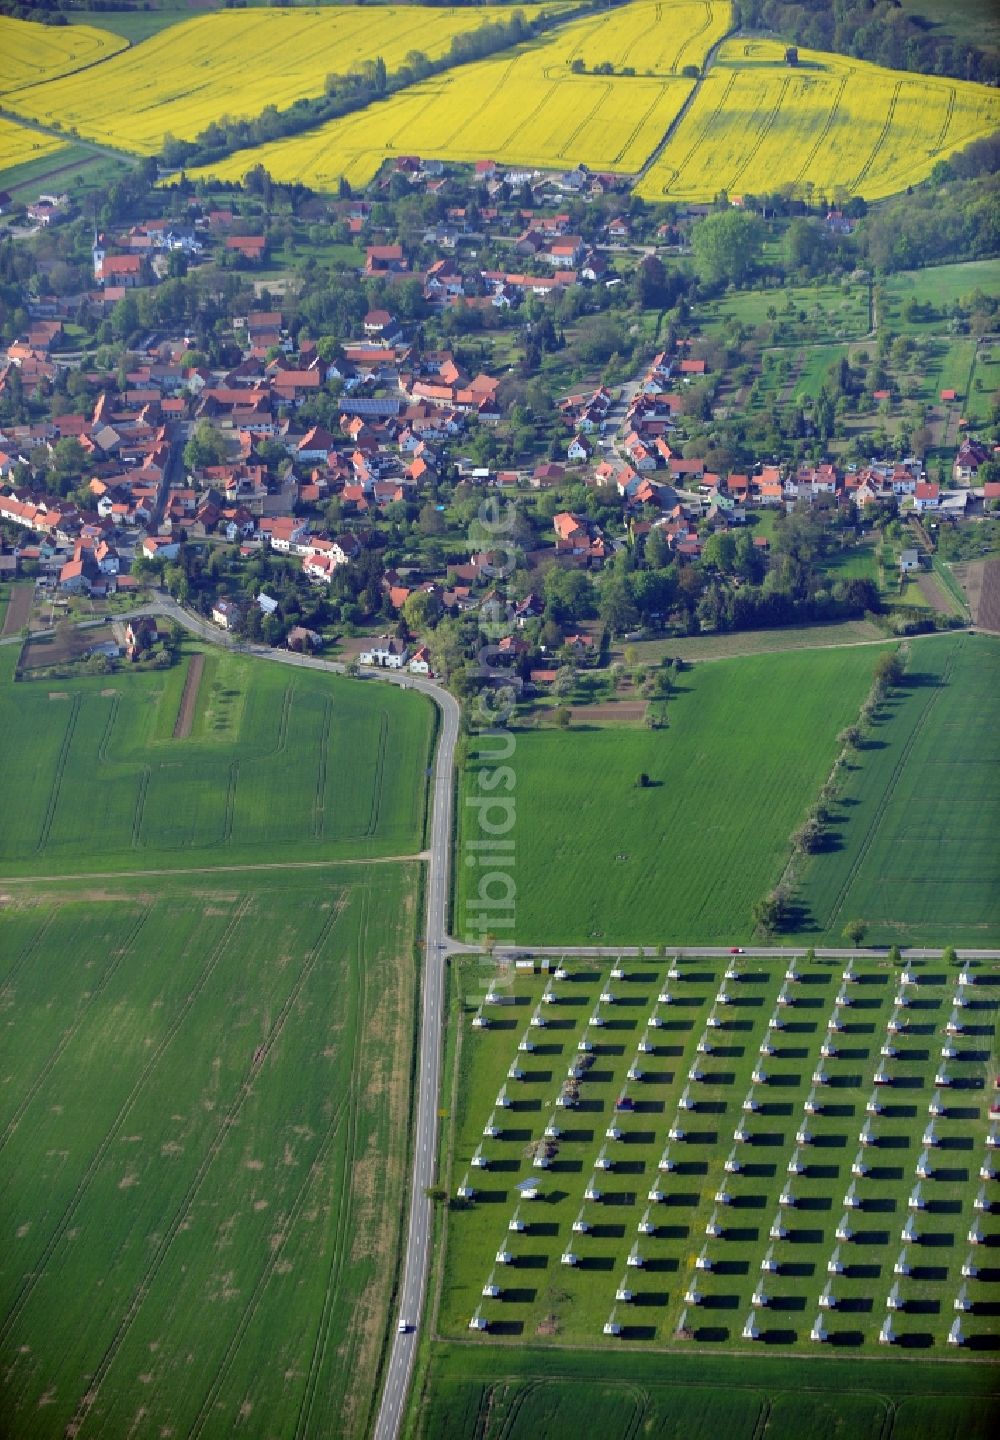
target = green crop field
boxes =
[456,646,887,947]
[0,643,434,875]
[437,949,999,1354]
[0,863,422,1439]
[790,633,1000,948]
[415,1282,1000,1439]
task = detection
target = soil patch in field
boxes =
[563,700,648,726]
[172,652,205,739]
[21,624,115,670]
[915,571,954,614]
[972,557,1000,632]
[2,582,33,637]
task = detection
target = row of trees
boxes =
[753,648,908,938]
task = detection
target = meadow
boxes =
[186,0,718,191]
[0,863,422,1440]
[434,948,999,1353]
[0,118,66,178]
[0,14,126,95]
[639,38,1000,202]
[5,5,531,154]
[791,633,1000,948]
[413,1343,1000,1440]
[455,646,886,947]
[0,643,434,874]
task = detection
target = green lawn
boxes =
[0,643,434,874]
[791,633,1000,947]
[456,647,888,946]
[0,864,421,1440]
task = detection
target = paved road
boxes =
[120,595,464,1440]
[497,945,1000,960]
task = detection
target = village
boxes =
[1,160,997,679]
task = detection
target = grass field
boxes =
[0,643,434,875]
[698,281,870,345]
[791,633,1000,948]
[433,947,999,1356]
[883,259,1000,333]
[0,862,422,1439]
[186,0,717,190]
[621,621,886,666]
[639,38,1000,201]
[456,646,886,947]
[0,14,126,95]
[4,5,531,154]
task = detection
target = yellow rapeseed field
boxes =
[188,1,725,191]
[4,6,530,153]
[0,14,126,95]
[638,39,1000,201]
[0,117,66,173]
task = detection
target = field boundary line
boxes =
[0,905,153,1156]
[0,895,254,1344]
[823,637,960,933]
[62,894,347,1434]
[0,853,430,885]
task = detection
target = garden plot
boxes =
[442,956,999,1352]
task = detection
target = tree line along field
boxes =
[3,4,534,155]
[186,0,722,192]
[791,634,1000,949]
[412,1344,1000,1440]
[0,14,126,95]
[439,953,1000,1353]
[0,864,422,1440]
[456,645,886,948]
[0,644,434,875]
[637,38,1000,202]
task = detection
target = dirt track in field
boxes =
[1,583,32,637]
[973,557,1000,632]
[172,652,204,738]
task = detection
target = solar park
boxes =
[440,954,1000,1353]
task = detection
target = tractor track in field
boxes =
[0,895,254,1345]
[293,896,371,1440]
[62,895,347,1436]
[0,905,153,1158]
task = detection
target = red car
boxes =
[729,947,744,955]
